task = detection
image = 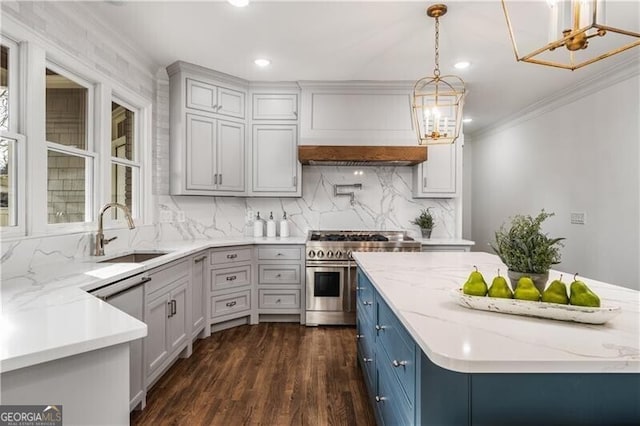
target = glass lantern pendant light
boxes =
[412,4,466,146]
[502,0,640,71]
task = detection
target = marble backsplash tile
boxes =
[1,166,458,278]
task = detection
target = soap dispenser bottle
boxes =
[266,211,277,238]
[253,212,264,238]
[280,212,290,238]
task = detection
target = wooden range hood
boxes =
[298,145,427,166]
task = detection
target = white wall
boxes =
[469,71,640,290]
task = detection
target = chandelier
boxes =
[502,0,640,71]
[412,4,466,146]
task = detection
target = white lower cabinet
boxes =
[208,246,254,325]
[191,252,208,340]
[144,259,191,387]
[256,245,305,322]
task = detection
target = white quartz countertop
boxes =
[0,236,306,373]
[353,251,640,374]
[416,238,475,246]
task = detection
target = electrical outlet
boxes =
[176,211,186,223]
[570,212,586,225]
[159,210,173,223]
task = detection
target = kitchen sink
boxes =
[97,251,170,263]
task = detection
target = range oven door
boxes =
[306,264,345,312]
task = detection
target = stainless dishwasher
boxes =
[90,273,150,411]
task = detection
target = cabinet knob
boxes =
[275,273,282,278]
[356,334,363,340]
[225,301,237,307]
[363,357,372,363]
[375,396,386,403]
[227,253,238,259]
[363,301,372,306]
[226,275,237,281]
[375,324,385,331]
[276,299,281,304]
[392,360,408,368]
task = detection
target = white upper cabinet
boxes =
[186,78,245,119]
[252,124,300,195]
[412,135,462,198]
[298,82,415,146]
[252,94,298,120]
[168,61,248,196]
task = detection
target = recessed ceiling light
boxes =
[462,117,473,123]
[228,0,249,7]
[454,61,471,70]
[254,58,271,67]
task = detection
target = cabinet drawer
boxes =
[258,289,300,309]
[211,247,252,265]
[211,264,251,292]
[377,298,416,407]
[145,259,190,296]
[257,247,301,260]
[252,93,298,120]
[210,290,251,318]
[258,264,300,284]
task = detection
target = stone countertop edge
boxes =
[0,236,306,373]
[353,251,640,375]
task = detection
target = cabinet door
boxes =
[218,87,245,119]
[186,78,218,113]
[191,254,207,338]
[252,125,299,193]
[252,94,298,120]
[216,120,245,192]
[168,281,189,356]
[413,141,457,198]
[145,293,169,379]
[186,114,217,191]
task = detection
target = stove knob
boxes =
[316,250,325,259]
[335,251,343,259]
[308,250,316,258]
[327,250,334,258]
[347,250,353,258]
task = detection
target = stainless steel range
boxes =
[305,230,421,326]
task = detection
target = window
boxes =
[110,100,140,220]
[1,38,24,233]
[45,66,94,224]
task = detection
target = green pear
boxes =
[462,266,488,297]
[488,269,513,299]
[569,274,600,307]
[513,276,541,301]
[541,275,569,304]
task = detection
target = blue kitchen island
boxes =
[354,251,640,425]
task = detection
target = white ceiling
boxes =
[85,0,640,135]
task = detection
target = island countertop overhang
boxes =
[353,251,640,374]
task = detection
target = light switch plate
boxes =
[570,212,586,225]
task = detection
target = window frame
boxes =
[44,61,96,229]
[0,36,25,237]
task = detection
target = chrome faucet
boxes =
[94,202,135,256]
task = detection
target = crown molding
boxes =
[470,55,640,141]
[166,60,249,88]
[298,80,415,91]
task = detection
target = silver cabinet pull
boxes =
[227,253,238,259]
[225,275,237,281]
[293,111,298,117]
[214,174,218,185]
[275,273,282,278]
[225,301,237,307]
[172,299,177,316]
[217,105,222,111]
[212,104,218,110]
[392,360,408,368]
[276,252,283,256]
[219,174,222,185]
[375,396,386,403]
[194,255,207,263]
[167,301,173,318]
[356,334,363,340]
[375,324,386,331]
[276,299,281,304]
[363,301,372,306]
[363,357,372,363]
[423,177,427,188]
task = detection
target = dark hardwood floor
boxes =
[131,323,376,426]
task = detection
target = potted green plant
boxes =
[411,208,435,238]
[490,210,565,293]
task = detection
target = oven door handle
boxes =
[306,262,348,268]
